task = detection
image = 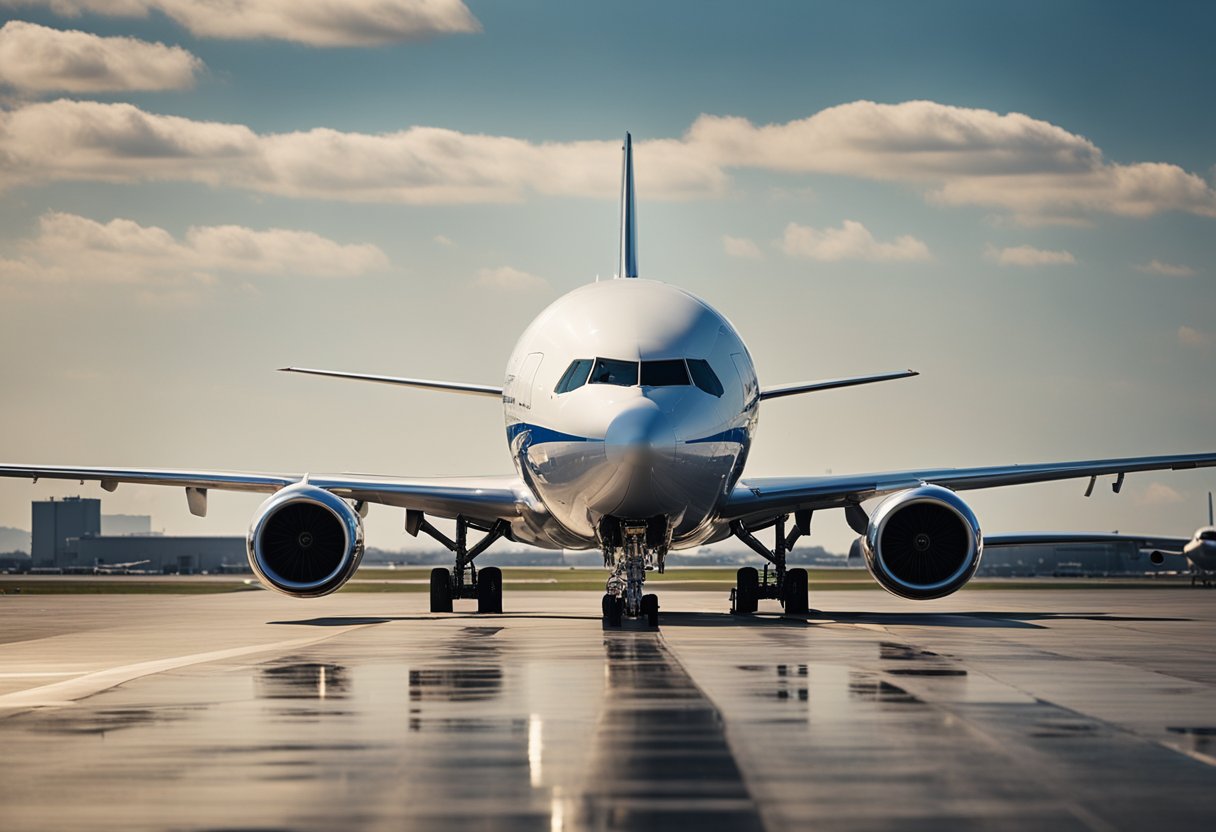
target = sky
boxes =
[0,0,1213,556]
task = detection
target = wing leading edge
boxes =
[0,464,532,524]
[723,451,1216,521]
[280,367,502,398]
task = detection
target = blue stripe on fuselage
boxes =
[507,422,748,447]
[506,422,593,445]
[686,427,749,445]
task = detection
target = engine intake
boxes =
[861,485,982,600]
[248,484,364,597]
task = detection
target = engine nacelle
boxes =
[247,484,364,597]
[861,484,982,600]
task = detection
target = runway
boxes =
[2,588,1215,831]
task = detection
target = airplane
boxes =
[92,559,153,575]
[972,491,1216,585]
[2,134,1214,627]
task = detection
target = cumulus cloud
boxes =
[1177,325,1212,348]
[0,100,722,202]
[0,20,202,93]
[475,266,547,291]
[1138,482,1185,506]
[1135,259,1195,277]
[722,235,762,259]
[781,220,930,263]
[984,244,1076,267]
[0,98,1214,220]
[0,211,388,284]
[688,101,1216,224]
[3,0,481,47]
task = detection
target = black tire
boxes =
[429,567,453,613]
[641,593,659,628]
[602,593,623,628]
[477,566,503,614]
[734,566,759,614]
[784,567,809,615]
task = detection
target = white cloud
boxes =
[722,235,762,259]
[0,100,721,202]
[0,211,388,285]
[3,1,481,47]
[1138,482,1185,506]
[1178,325,1212,348]
[0,98,1214,221]
[984,244,1076,267]
[1135,259,1195,277]
[686,101,1216,224]
[781,220,930,263]
[475,266,547,291]
[433,234,454,247]
[0,20,202,93]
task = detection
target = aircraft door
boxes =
[518,352,544,410]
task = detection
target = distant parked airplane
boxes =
[977,492,1216,585]
[2,136,1214,624]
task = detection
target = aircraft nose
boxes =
[604,399,676,464]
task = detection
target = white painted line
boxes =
[0,626,371,711]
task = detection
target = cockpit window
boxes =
[1201,530,1216,541]
[687,359,724,397]
[555,358,594,394]
[590,358,638,387]
[640,360,690,387]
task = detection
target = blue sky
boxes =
[0,1,1212,553]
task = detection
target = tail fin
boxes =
[617,132,638,278]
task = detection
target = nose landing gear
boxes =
[601,517,667,629]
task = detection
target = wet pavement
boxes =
[1,589,1215,830]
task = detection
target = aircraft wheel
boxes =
[602,593,623,629]
[784,567,809,614]
[429,567,453,613]
[733,566,759,614]
[641,593,659,628]
[477,566,503,614]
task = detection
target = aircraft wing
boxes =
[0,464,532,524]
[722,451,1216,521]
[982,532,1191,553]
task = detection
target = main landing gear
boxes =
[729,512,811,616]
[601,517,667,629]
[409,511,509,614]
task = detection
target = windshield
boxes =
[590,358,638,387]
[640,360,690,386]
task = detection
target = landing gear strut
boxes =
[601,517,667,629]
[729,511,811,615]
[409,511,509,613]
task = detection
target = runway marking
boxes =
[0,626,374,711]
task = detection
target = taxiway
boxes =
[1,589,1214,831]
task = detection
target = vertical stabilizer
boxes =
[618,133,638,278]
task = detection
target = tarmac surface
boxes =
[1,588,1215,831]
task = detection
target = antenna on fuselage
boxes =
[617,132,638,279]
[1209,491,1213,526]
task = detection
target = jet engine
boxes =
[861,484,982,600]
[247,484,364,597]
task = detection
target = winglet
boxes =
[618,132,638,278]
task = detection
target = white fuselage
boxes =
[502,279,758,550]
[1184,528,1216,571]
